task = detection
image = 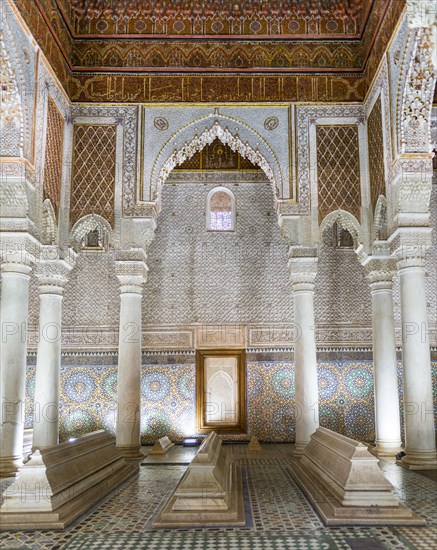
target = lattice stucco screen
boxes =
[316,125,361,222]
[367,96,386,213]
[70,124,116,226]
[43,96,64,218]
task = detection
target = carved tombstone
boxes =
[148,436,175,455]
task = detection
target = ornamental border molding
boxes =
[33,59,71,244]
[365,56,395,233]
[0,29,24,152]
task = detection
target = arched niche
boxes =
[70,214,114,252]
[319,210,363,252]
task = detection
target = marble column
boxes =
[32,270,69,450]
[288,250,319,456]
[367,261,402,459]
[115,261,148,460]
[396,250,437,469]
[0,261,32,477]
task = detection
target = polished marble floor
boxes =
[0,444,436,549]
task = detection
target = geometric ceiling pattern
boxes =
[58,0,373,38]
[12,0,411,102]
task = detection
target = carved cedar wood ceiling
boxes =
[10,0,431,103]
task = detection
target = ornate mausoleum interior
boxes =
[0,0,437,547]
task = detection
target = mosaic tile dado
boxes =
[247,361,376,443]
[23,360,437,444]
[1,451,436,550]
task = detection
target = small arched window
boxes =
[206,187,235,231]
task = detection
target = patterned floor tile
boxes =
[0,447,436,550]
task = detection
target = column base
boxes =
[399,449,437,470]
[116,445,144,461]
[0,455,23,478]
[292,442,308,458]
[370,442,403,462]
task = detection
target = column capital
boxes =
[0,232,41,268]
[366,269,396,292]
[115,260,148,294]
[388,227,432,270]
[363,250,397,291]
[34,246,76,295]
[288,247,318,292]
[0,261,32,277]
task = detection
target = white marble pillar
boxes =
[397,253,437,469]
[289,252,319,456]
[115,262,147,460]
[32,276,67,450]
[367,265,402,458]
[0,261,31,477]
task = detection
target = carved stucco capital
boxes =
[287,247,318,292]
[389,227,432,269]
[115,260,148,294]
[34,248,76,295]
[0,232,41,269]
[363,252,397,291]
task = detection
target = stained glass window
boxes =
[208,189,234,231]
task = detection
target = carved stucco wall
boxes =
[314,230,372,327]
[428,109,437,327]
[143,179,292,325]
[424,178,437,326]
[27,173,435,347]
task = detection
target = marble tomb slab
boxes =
[153,431,245,527]
[288,427,426,526]
[0,430,138,530]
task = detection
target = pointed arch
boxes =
[334,45,355,67]
[150,114,282,203]
[70,214,114,251]
[319,209,363,251]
